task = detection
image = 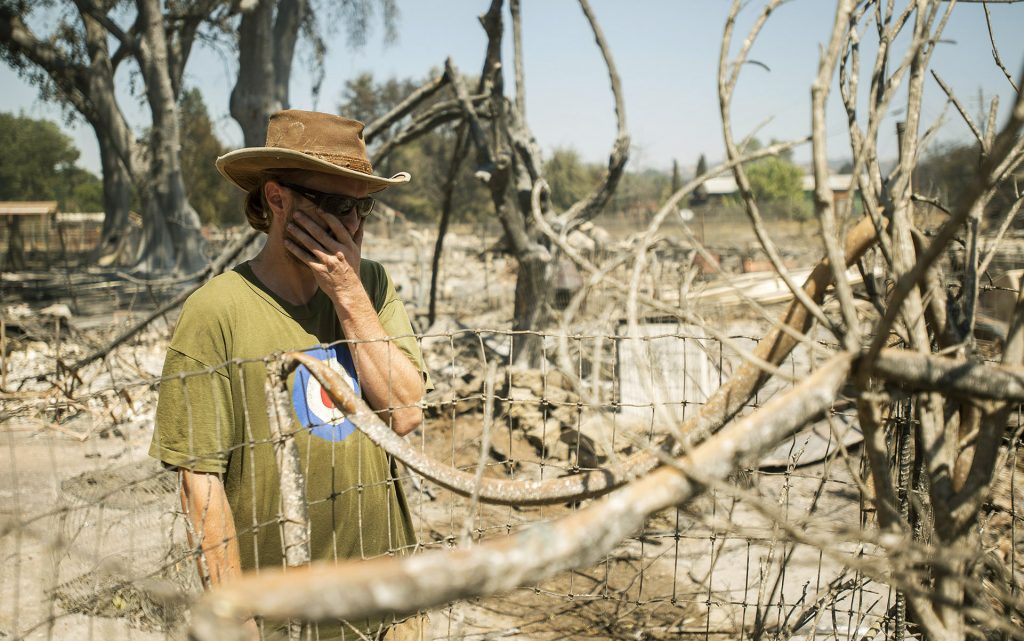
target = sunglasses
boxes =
[278,181,375,219]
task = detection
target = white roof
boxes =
[0,201,58,216]
[702,176,739,195]
[801,174,857,192]
[698,174,857,196]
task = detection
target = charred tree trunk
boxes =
[231,0,277,146]
[134,0,206,274]
[512,252,553,365]
[80,12,136,265]
[272,0,304,108]
[93,134,133,265]
[231,0,305,147]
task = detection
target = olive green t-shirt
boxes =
[149,259,428,638]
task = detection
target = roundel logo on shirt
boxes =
[291,345,361,442]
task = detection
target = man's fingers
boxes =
[319,213,360,254]
[284,239,318,265]
[287,220,339,264]
[292,211,337,250]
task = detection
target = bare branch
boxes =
[372,95,485,163]
[559,0,629,224]
[983,1,1021,91]
[719,0,836,336]
[860,62,1024,382]
[872,348,1024,402]
[263,358,310,641]
[444,58,495,166]
[811,0,861,350]
[931,70,985,147]
[364,70,450,143]
[510,0,525,118]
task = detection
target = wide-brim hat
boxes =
[215,110,410,194]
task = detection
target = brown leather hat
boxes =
[215,110,410,194]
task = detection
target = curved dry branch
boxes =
[559,0,629,224]
[372,93,488,163]
[190,353,853,638]
[284,351,605,506]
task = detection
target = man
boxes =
[149,110,430,640]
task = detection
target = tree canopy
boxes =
[544,147,602,212]
[0,111,102,211]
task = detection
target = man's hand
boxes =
[284,208,364,307]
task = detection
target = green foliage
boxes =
[744,144,810,220]
[340,72,418,125]
[179,88,241,226]
[0,111,102,210]
[609,166,671,216]
[746,156,803,202]
[57,165,103,211]
[544,147,602,211]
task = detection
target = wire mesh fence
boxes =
[6,302,1017,641]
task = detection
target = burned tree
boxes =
[3,1,1023,640]
[358,0,628,366]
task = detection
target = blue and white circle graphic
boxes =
[291,345,361,441]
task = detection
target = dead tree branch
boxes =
[558,0,629,225]
[872,348,1024,402]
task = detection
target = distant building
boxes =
[695,174,860,210]
[1,201,59,269]
[1,202,105,269]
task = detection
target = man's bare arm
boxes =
[180,469,243,587]
[180,470,260,639]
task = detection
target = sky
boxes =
[2,0,1022,176]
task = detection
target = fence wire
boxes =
[1,275,1023,640]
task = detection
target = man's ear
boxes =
[264,180,288,216]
